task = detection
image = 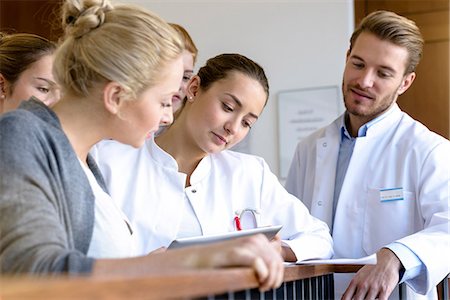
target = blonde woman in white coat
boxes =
[0,0,285,290]
[93,53,333,262]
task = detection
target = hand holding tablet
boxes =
[168,225,283,249]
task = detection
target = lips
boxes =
[212,132,228,144]
[172,95,181,103]
[350,87,375,100]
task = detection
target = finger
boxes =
[252,257,270,291]
[377,288,391,300]
[263,246,284,291]
[353,284,370,300]
[274,254,284,288]
[270,236,282,254]
[246,235,282,291]
[365,287,380,300]
[341,282,356,300]
[271,234,281,242]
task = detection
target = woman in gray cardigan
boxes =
[0,0,283,291]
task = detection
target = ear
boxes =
[102,81,124,114]
[397,72,416,96]
[186,75,200,102]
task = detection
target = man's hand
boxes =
[342,248,403,300]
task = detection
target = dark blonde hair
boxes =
[350,10,424,74]
[0,33,56,91]
[173,53,269,120]
[169,23,198,64]
[54,0,183,99]
[198,53,269,105]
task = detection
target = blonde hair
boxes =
[169,23,198,64]
[350,10,423,74]
[54,0,183,99]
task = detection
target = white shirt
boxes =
[91,138,334,262]
[177,194,203,239]
[285,104,450,298]
[79,160,135,258]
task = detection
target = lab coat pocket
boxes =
[362,188,416,255]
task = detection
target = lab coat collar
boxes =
[339,104,402,139]
[146,136,212,184]
[146,137,179,170]
[189,155,212,185]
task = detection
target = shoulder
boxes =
[214,150,268,172]
[93,139,144,161]
[296,116,341,149]
[397,112,449,150]
[0,109,52,154]
[0,108,41,132]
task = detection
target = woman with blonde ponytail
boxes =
[0,0,283,290]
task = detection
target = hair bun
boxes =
[63,0,113,39]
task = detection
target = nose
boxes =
[160,109,174,126]
[43,86,61,107]
[224,118,240,135]
[357,69,375,89]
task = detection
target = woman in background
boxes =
[0,0,283,291]
[93,53,333,262]
[169,23,198,113]
[0,32,59,113]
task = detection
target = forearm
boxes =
[281,246,297,262]
[92,248,201,276]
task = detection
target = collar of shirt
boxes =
[340,104,398,142]
[147,136,211,185]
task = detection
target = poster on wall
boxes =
[278,86,342,179]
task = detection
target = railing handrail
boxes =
[1,264,348,300]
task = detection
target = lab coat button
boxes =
[318,201,323,206]
[191,189,197,193]
[322,142,327,147]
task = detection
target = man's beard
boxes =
[342,82,399,120]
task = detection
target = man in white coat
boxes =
[285,10,450,300]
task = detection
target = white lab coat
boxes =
[285,104,450,299]
[91,138,333,262]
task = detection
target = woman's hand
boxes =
[188,234,284,291]
[94,234,284,292]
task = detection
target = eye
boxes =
[37,87,50,93]
[242,120,253,129]
[352,62,364,69]
[222,102,233,112]
[378,71,392,78]
[182,73,193,82]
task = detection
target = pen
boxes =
[234,215,242,231]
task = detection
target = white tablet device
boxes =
[168,225,283,249]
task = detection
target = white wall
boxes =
[120,0,354,178]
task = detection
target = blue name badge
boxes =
[379,187,404,202]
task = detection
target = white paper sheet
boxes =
[296,254,376,265]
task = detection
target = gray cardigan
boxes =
[0,99,107,274]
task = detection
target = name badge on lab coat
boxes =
[379,187,404,202]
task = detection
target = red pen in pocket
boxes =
[234,215,242,231]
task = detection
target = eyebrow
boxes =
[225,92,259,119]
[35,77,57,86]
[350,55,397,74]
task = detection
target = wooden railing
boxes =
[1,265,448,300]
